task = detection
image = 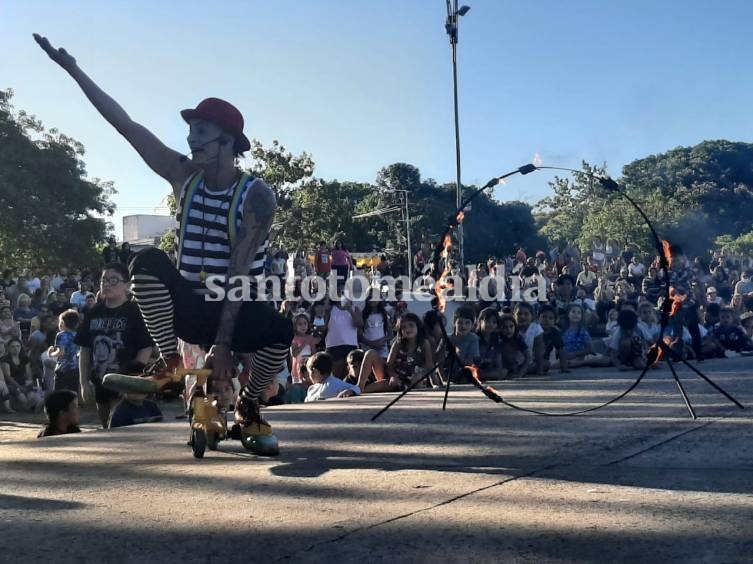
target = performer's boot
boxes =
[140,354,184,395]
[234,396,279,456]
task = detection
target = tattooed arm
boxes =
[211,179,276,381]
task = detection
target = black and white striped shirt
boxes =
[176,174,268,296]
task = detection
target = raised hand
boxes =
[33,34,77,72]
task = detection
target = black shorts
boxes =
[131,248,294,352]
[54,367,79,393]
[326,345,358,362]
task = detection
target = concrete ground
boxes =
[2,357,752,564]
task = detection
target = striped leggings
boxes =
[129,248,293,401]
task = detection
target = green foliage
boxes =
[165,193,176,216]
[536,162,620,249]
[159,228,176,253]
[0,88,115,268]
[536,141,753,258]
[620,140,753,255]
[715,231,753,256]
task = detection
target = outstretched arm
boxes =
[33,34,194,195]
[211,179,276,380]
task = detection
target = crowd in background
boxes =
[3,237,752,430]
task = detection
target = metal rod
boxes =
[678,355,745,409]
[442,352,454,411]
[405,192,412,282]
[370,359,443,421]
[452,24,463,276]
[665,357,696,419]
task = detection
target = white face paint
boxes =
[187,119,227,165]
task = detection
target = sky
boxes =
[4,0,753,240]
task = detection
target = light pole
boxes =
[445,1,470,273]
[385,188,412,281]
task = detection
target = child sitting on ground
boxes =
[47,309,80,392]
[291,313,321,384]
[562,304,611,368]
[537,305,568,374]
[605,308,620,336]
[309,299,329,346]
[109,393,164,428]
[423,310,447,387]
[476,308,505,381]
[709,307,753,356]
[37,389,81,438]
[608,309,647,370]
[345,348,398,393]
[741,311,753,340]
[515,302,543,367]
[388,313,435,389]
[637,302,660,346]
[305,352,361,401]
[448,306,480,382]
[499,314,530,378]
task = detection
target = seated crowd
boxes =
[2,240,752,436]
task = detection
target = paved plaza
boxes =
[2,358,752,563]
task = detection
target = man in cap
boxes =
[35,34,293,454]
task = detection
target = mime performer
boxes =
[34,34,293,454]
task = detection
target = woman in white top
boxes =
[325,293,363,379]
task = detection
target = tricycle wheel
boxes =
[191,429,206,459]
[207,431,219,451]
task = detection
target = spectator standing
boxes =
[48,309,80,392]
[324,293,363,379]
[102,239,119,264]
[331,240,354,288]
[119,242,135,265]
[75,263,154,428]
[315,241,332,279]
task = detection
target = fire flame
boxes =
[456,210,465,224]
[654,335,675,363]
[466,365,503,401]
[434,234,454,312]
[662,240,673,267]
[668,287,686,317]
[532,153,543,167]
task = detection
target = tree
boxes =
[0,89,115,268]
[620,140,753,256]
[292,180,375,251]
[535,162,623,250]
[245,139,316,250]
[715,231,753,257]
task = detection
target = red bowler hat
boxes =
[180,98,251,153]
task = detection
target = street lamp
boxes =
[445,1,470,273]
[384,188,412,281]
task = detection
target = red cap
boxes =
[180,98,251,153]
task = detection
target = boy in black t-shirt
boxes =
[75,263,154,428]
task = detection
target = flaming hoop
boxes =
[373,162,744,421]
